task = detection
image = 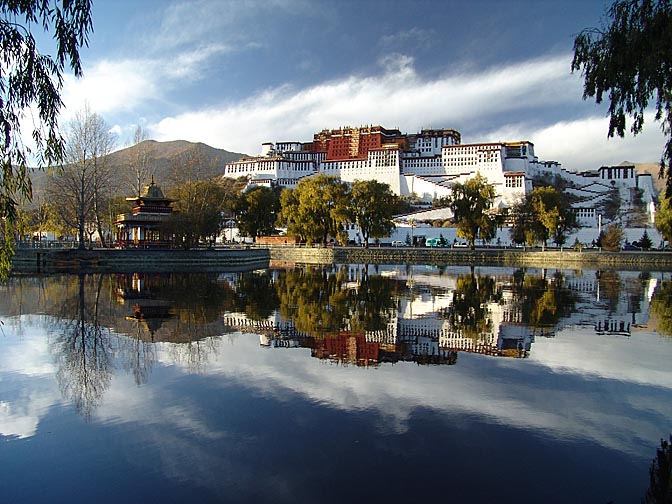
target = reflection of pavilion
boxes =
[114,273,175,341]
[115,178,175,248]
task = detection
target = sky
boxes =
[52,0,667,171]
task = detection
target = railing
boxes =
[16,240,79,249]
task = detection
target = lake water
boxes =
[1,265,671,503]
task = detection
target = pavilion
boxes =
[115,178,176,248]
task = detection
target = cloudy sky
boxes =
[57,0,666,170]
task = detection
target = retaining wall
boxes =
[12,247,270,273]
[338,247,672,270]
[12,246,672,273]
[269,246,672,271]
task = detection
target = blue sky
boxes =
[57,0,666,170]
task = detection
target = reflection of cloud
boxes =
[148,327,672,457]
[530,329,672,387]
[3,312,671,464]
[0,317,62,438]
[0,389,53,439]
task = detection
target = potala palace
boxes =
[224,125,659,243]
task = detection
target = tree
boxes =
[655,193,672,243]
[572,0,672,195]
[638,229,654,249]
[349,179,397,248]
[166,179,229,248]
[46,106,116,248]
[126,125,153,197]
[0,0,92,273]
[600,222,625,251]
[235,186,280,241]
[598,183,622,221]
[277,175,350,245]
[447,174,498,249]
[510,186,578,248]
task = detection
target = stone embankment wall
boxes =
[267,246,672,271]
[266,246,335,265]
[12,246,672,273]
[12,248,270,273]
[339,247,672,270]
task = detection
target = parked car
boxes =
[622,243,640,251]
[391,240,405,247]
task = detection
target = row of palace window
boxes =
[574,208,596,217]
[505,177,524,188]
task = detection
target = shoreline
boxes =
[11,245,672,273]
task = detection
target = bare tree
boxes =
[47,105,116,248]
[127,125,154,197]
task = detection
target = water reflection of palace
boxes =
[1,265,663,374]
[220,265,662,366]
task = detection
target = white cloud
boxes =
[150,53,584,155]
[379,27,437,51]
[145,0,317,53]
[61,59,161,120]
[65,46,664,168]
[484,114,667,170]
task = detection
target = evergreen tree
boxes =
[640,229,653,250]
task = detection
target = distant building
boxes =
[225,125,658,230]
[115,178,175,248]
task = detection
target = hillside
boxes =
[634,162,666,196]
[30,140,247,199]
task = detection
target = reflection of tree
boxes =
[118,320,156,385]
[642,435,672,504]
[167,337,220,374]
[233,270,280,320]
[626,272,649,320]
[51,274,112,419]
[650,281,672,336]
[275,266,397,337]
[443,273,501,338]
[596,270,622,312]
[276,266,352,336]
[159,274,235,325]
[510,270,577,330]
[346,267,396,333]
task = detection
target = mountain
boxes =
[634,162,666,196]
[30,140,247,199]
